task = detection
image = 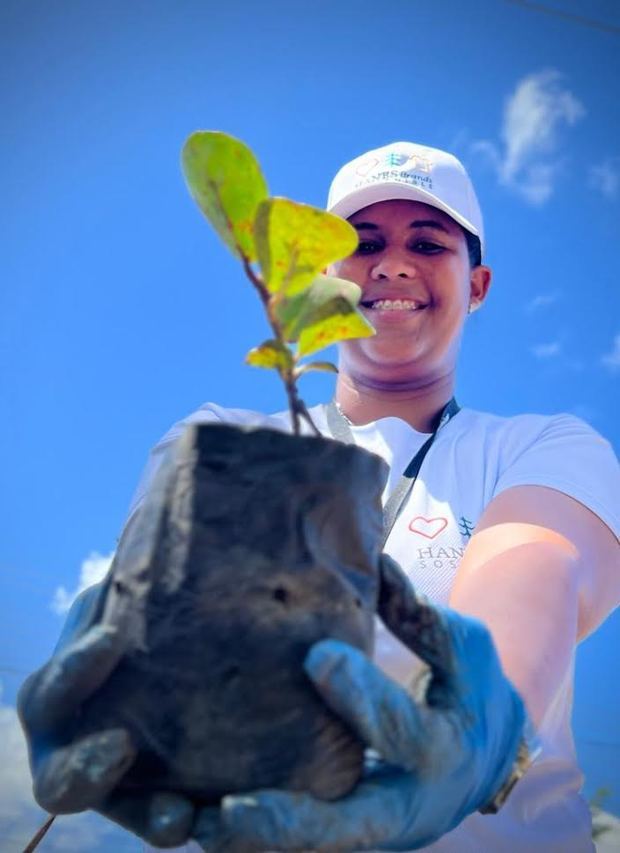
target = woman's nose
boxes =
[370,254,417,281]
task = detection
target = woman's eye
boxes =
[413,240,444,254]
[356,240,382,255]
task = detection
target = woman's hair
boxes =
[464,229,482,268]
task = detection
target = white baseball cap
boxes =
[327,141,484,254]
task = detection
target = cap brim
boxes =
[328,182,482,244]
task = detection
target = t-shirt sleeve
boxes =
[122,402,284,530]
[124,404,225,525]
[493,414,620,538]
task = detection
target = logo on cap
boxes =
[355,157,379,177]
[386,152,409,168]
[405,153,432,173]
[356,151,434,181]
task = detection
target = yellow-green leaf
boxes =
[245,339,293,371]
[298,311,375,358]
[254,198,358,295]
[294,361,339,379]
[181,131,268,262]
[274,274,373,341]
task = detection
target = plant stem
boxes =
[241,257,320,435]
[298,397,321,436]
[284,373,301,435]
[241,256,271,306]
[23,814,56,852]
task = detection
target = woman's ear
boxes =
[469,265,492,312]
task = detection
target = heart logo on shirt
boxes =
[408,516,448,539]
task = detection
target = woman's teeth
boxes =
[365,299,424,311]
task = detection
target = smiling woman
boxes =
[19,141,620,853]
[328,198,491,414]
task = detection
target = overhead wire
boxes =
[505,0,620,34]
[0,664,30,675]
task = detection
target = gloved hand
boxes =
[19,549,527,852]
[192,554,527,852]
[18,578,195,848]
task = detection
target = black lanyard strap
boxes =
[324,398,460,547]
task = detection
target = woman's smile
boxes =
[359,296,430,326]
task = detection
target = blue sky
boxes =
[1,0,619,849]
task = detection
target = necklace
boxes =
[333,400,354,425]
[324,397,460,546]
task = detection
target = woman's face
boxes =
[329,199,491,385]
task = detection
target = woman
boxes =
[20,142,620,851]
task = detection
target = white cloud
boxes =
[51,551,114,616]
[589,158,619,199]
[594,808,620,852]
[601,334,620,372]
[531,341,562,358]
[500,70,584,182]
[0,683,42,827]
[525,292,559,312]
[0,683,126,851]
[472,69,585,205]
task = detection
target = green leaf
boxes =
[254,198,359,295]
[294,361,338,379]
[274,274,369,338]
[274,274,376,357]
[245,339,293,371]
[298,312,375,358]
[181,131,268,262]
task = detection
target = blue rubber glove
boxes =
[18,570,195,848]
[193,554,527,851]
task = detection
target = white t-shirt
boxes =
[132,401,619,853]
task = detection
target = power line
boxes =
[0,664,29,675]
[578,737,620,750]
[506,0,620,34]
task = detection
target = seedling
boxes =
[23,133,379,852]
[181,131,375,434]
